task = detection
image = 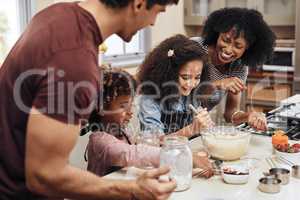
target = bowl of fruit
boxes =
[272,130,300,164]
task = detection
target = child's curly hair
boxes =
[80,68,137,135]
[202,7,276,68]
[137,34,207,105]
[100,67,137,110]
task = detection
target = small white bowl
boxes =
[274,149,300,165]
[221,164,250,184]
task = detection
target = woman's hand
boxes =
[191,108,214,134]
[247,111,267,131]
[214,77,247,94]
[192,151,214,178]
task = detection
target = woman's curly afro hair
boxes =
[202,7,276,68]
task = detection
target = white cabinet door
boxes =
[219,0,253,8]
[184,0,296,26]
[184,0,254,25]
[255,0,295,25]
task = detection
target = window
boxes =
[104,28,151,67]
[0,0,33,65]
[0,0,150,67]
[0,0,21,64]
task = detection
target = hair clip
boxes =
[167,49,175,57]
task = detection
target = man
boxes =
[0,0,179,199]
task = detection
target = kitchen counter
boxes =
[280,94,300,105]
[105,135,300,200]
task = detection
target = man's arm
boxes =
[25,108,135,200]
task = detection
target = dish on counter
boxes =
[272,130,300,153]
[221,164,250,184]
[272,130,300,164]
[274,143,300,153]
[274,149,300,165]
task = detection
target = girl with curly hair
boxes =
[192,7,276,131]
[82,68,213,177]
[138,34,214,137]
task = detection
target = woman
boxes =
[82,68,213,177]
[138,34,214,137]
[193,7,276,131]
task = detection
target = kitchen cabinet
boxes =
[256,0,295,26]
[184,0,222,25]
[184,0,295,26]
[293,0,300,94]
[242,70,294,112]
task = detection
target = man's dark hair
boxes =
[202,7,276,68]
[99,0,179,9]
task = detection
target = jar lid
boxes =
[163,136,188,147]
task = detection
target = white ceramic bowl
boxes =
[274,149,300,165]
[221,164,250,184]
[201,126,251,161]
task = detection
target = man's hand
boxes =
[192,151,214,178]
[214,77,246,94]
[133,166,177,200]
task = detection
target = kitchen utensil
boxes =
[258,177,281,194]
[212,159,223,175]
[188,104,203,114]
[201,126,251,161]
[277,156,300,179]
[192,168,210,177]
[265,157,290,185]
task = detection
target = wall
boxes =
[150,0,186,47]
[34,0,54,12]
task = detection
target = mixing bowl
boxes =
[201,126,251,161]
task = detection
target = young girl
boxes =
[82,68,213,177]
[138,34,214,137]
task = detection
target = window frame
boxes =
[0,0,33,64]
[19,0,35,31]
[103,28,152,67]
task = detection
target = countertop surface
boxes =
[105,135,300,200]
[280,94,300,105]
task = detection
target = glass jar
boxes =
[160,136,193,192]
[138,130,160,147]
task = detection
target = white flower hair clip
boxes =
[167,49,175,57]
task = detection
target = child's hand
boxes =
[191,108,214,133]
[192,151,214,178]
[124,110,133,124]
